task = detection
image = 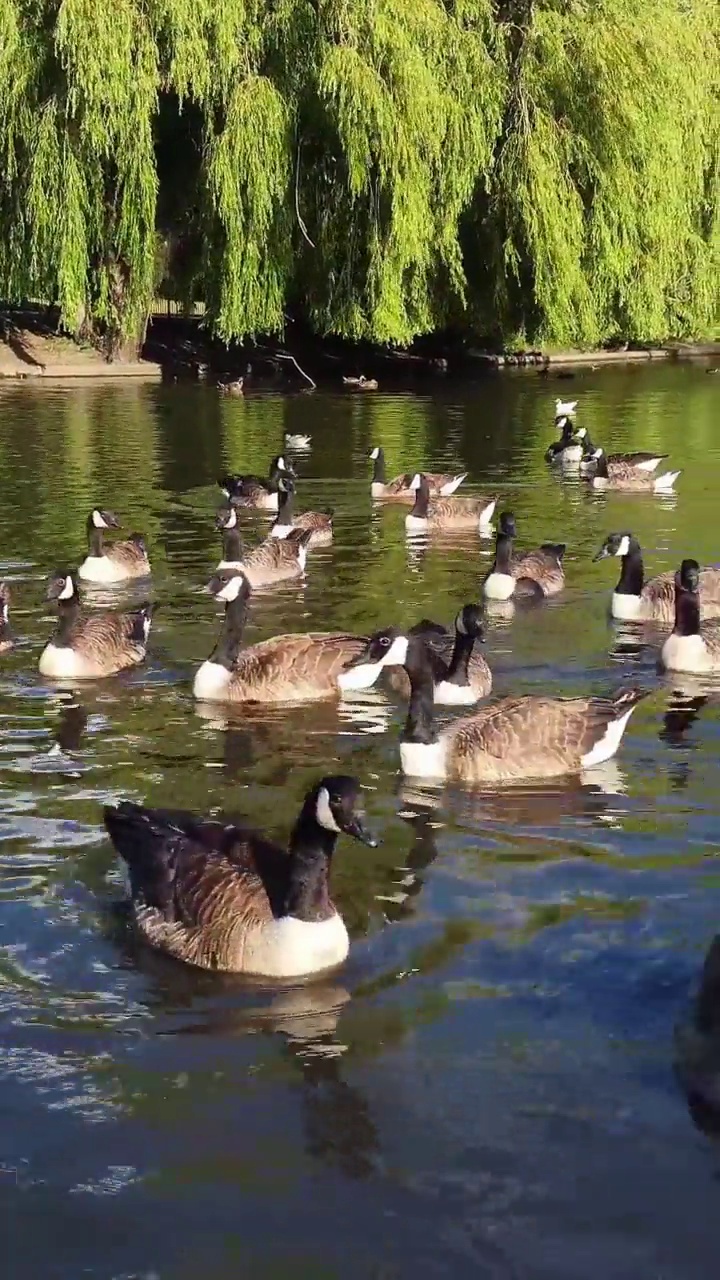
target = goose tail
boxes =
[440,473,467,496]
[653,470,681,493]
[581,686,650,768]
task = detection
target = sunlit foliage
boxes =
[0,0,716,351]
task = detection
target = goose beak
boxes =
[344,815,379,848]
[592,546,610,562]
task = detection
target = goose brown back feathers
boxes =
[444,690,646,784]
[224,632,369,703]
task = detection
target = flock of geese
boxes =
[9,400,713,980]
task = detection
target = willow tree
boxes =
[0,0,716,356]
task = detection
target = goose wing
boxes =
[608,452,668,468]
[67,606,151,660]
[244,528,311,570]
[105,803,286,964]
[447,690,645,782]
[107,535,151,571]
[294,509,333,532]
[233,633,367,698]
[640,571,676,620]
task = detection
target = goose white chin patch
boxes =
[277,456,286,471]
[408,473,421,490]
[370,447,380,460]
[615,535,630,557]
[381,635,409,667]
[315,787,342,832]
[224,507,238,528]
[216,575,245,602]
[92,509,109,528]
[58,575,74,601]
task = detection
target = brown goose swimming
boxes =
[104,775,378,977]
[593,533,720,623]
[39,573,152,679]
[369,448,467,501]
[483,512,565,601]
[395,633,647,783]
[338,605,491,705]
[218,455,296,511]
[270,478,333,546]
[404,474,497,532]
[193,571,368,703]
[77,508,151,584]
[214,506,312,587]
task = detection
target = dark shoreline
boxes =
[1,306,718,385]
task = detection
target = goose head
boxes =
[206,570,252,603]
[677,559,700,596]
[300,776,378,847]
[498,511,517,538]
[88,508,121,530]
[454,603,485,641]
[593,532,634,561]
[46,571,78,602]
[215,504,238,531]
[269,454,296,481]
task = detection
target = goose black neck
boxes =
[222,527,243,561]
[86,520,104,557]
[493,531,514,573]
[444,630,476,687]
[674,587,700,637]
[372,450,386,483]
[616,540,644,595]
[54,595,81,646]
[595,453,609,479]
[410,484,430,519]
[284,811,336,920]
[402,638,439,744]
[210,595,248,669]
[275,487,294,528]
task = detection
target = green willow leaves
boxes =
[0,0,717,350]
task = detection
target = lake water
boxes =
[2,362,720,1279]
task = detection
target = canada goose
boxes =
[587,448,680,493]
[39,573,153,679]
[218,455,296,511]
[660,560,720,674]
[593,533,720,623]
[285,433,311,450]
[77,509,151,583]
[104,774,378,977]
[579,430,669,475]
[0,583,13,653]
[369,448,466,500]
[343,375,378,390]
[270,478,333,546]
[405,474,496,532]
[483,512,565,600]
[193,571,368,703]
[544,418,587,465]
[214,506,312,587]
[338,605,491,705]
[395,634,647,782]
[555,398,577,418]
